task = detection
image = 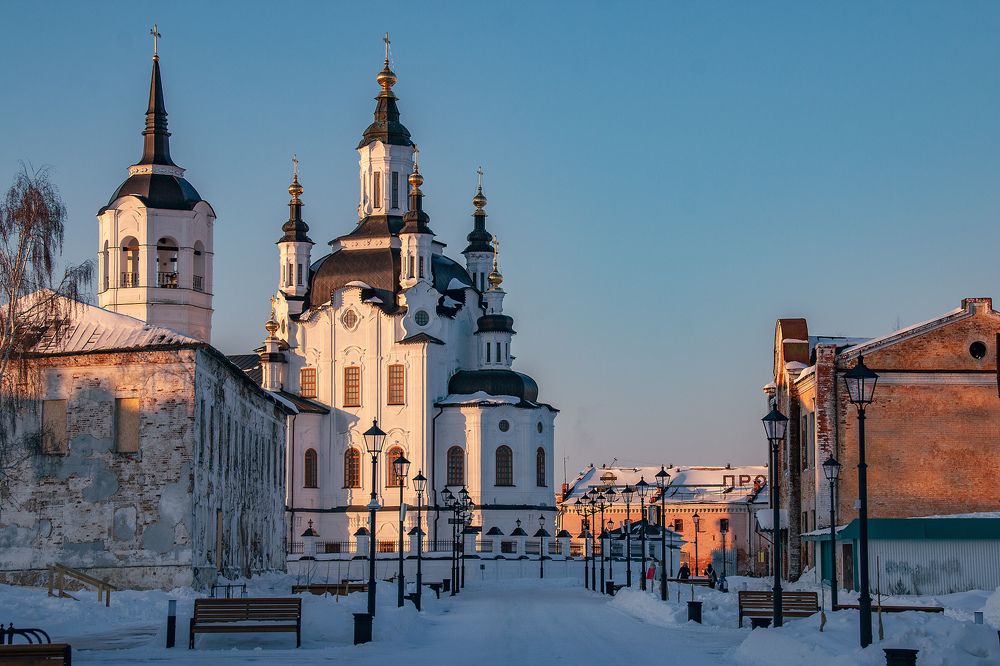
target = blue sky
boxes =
[3,2,999,480]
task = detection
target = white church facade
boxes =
[249,54,559,550]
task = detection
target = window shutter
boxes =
[115,397,141,453]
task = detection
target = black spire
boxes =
[463,174,493,254]
[357,57,413,149]
[400,167,433,235]
[138,55,175,166]
[279,162,313,244]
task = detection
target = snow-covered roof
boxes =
[437,391,522,406]
[838,302,980,360]
[25,295,200,355]
[561,464,769,506]
[755,509,789,532]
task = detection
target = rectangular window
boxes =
[418,257,424,278]
[800,415,808,470]
[114,397,140,453]
[286,262,293,287]
[496,342,501,363]
[408,256,415,279]
[391,171,399,209]
[300,368,317,398]
[486,343,491,363]
[673,518,684,533]
[41,399,68,455]
[344,366,361,407]
[388,364,405,405]
[373,172,382,209]
[296,263,303,286]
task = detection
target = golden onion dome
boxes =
[377,62,397,91]
[488,268,504,289]
[408,169,424,189]
[472,188,487,210]
[265,317,279,337]
[288,175,303,201]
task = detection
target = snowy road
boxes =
[73,579,744,665]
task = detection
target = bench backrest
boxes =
[193,598,301,623]
[0,643,71,663]
[739,590,818,608]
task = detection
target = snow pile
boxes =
[984,587,1000,628]
[734,607,1000,666]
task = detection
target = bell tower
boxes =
[96,31,216,342]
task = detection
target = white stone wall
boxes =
[0,347,287,590]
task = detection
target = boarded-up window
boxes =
[387,364,405,405]
[300,368,317,398]
[344,366,361,407]
[41,399,68,454]
[115,398,140,453]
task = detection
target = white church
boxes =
[249,52,559,551]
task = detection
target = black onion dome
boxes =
[463,208,492,254]
[358,75,413,149]
[104,173,203,212]
[448,369,539,401]
[279,186,312,244]
[475,314,516,334]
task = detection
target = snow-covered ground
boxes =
[1,571,998,664]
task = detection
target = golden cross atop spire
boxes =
[150,24,161,60]
[491,236,500,269]
[270,295,277,320]
[477,165,484,190]
[412,145,420,171]
[384,32,391,64]
[292,154,299,179]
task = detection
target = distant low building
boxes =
[769,297,1000,584]
[558,464,769,576]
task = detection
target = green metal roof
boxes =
[803,518,1000,542]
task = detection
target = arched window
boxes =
[386,446,406,487]
[344,448,361,488]
[101,240,109,292]
[193,240,206,292]
[121,236,139,287]
[495,445,513,487]
[156,236,178,288]
[304,448,318,488]
[536,447,546,487]
[447,446,464,486]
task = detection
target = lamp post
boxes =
[746,496,754,576]
[458,486,471,590]
[822,455,842,611]
[535,516,548,579]
[413,470,426,611]
[363,419,386,619]
[636,477,650,591]
[692,510,701,577]
[574,498,588,589]
[442,488,457,596]
[461,492,473,590]
[587,490,598,591]
[605,486,618,585]
[621,484,635,587]
[392,453,411,608]
[720,518,729,592]
[763,404,789,627]
[843,354,878,648]
[595,492,607,594]
[655,466,671,601]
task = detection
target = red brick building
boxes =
[769,297,1000,582]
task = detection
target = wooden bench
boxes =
[0,644,72,664]
[834,603,944,614]
[291,582,367,596]
[668,578,712,587]
[738,590,819,627]
[189,598,302,649]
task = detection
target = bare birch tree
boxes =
[0,165,93,505]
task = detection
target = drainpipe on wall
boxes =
[431,406,444,542]
[287,414,297,550]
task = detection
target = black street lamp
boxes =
[442,488,458,596]
[745,496,754,576]
[822,455,842,611]
[574,498,588,589]
[720,518,729,592]
[621,484,635,587]
[413,470,426,611]
[587,490,598,591]
[595,492,607,594]
[692,510,701,577]
[392,452,410,608]
[636,477,650,591]
[535,516,549,579]
[762,404,789,627]
[843,354,878,648]
[655,466,671,601]
[363,419,386,619]
[459,486,471,590]
[605,486,618,585]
